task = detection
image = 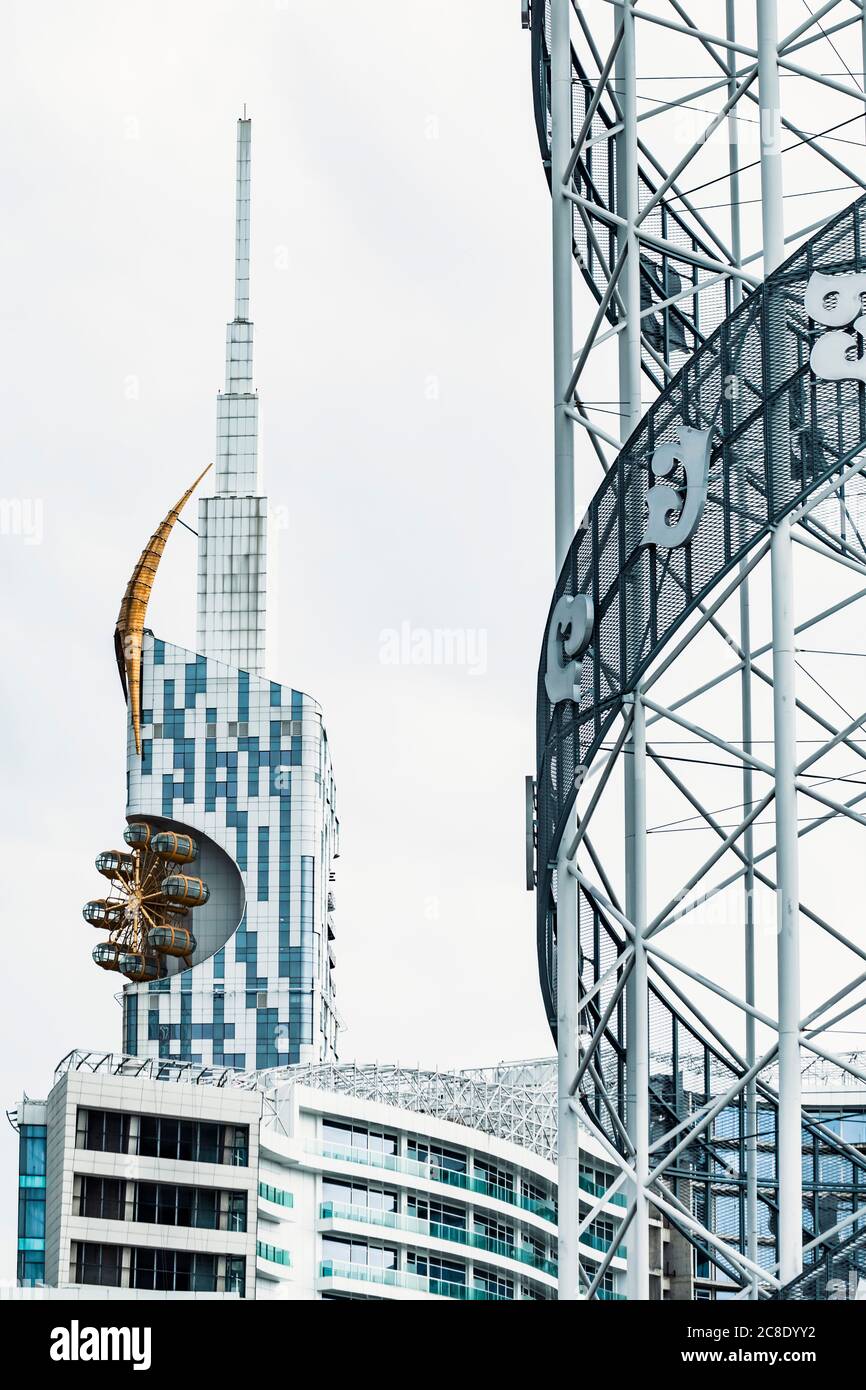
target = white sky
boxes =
[3,0,866,1283]
[0,0,559,1277]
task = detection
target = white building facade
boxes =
[13,1054,631,1300]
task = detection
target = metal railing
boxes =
[319,1259,517,1300]
[319,1202,558,1276]
[308,1140,557,1221]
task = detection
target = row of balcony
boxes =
[310,1140,557,1220]
[318,1260,626,1300]
[320,1202,557,1276]
[320,1260,534,1300]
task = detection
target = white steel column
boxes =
[557,838,581,1300]
[615,1,643,441]
[550,0,581,1301]
[770,516,804,1284]
[551,0,575,571]
[757,1,784,273]
[624,691,650,1299]
[727,0,759,1297]
[617,0,650,1300]
[758,0,803,1285]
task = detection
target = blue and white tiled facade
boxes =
[121,635,340,1068]
[118,118,341,1068]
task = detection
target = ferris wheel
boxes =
[526,0,866,1300]
[83,822,210,983]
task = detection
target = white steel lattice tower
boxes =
[528,0,866,1302]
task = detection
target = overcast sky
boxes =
[0,0,563,1277]
[3,0,866,1284]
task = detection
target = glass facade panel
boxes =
[17,1124,46,1286]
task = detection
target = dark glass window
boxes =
[474,1212,514,1246]
[74,1242,122,1288]
[407,1140,466,1175]
[77,1109,131,1155]
[321,1120,396,1157]
[132,1181,244,1232]
[129,1247,226,1293]
[474,1268,514,1299]
[474,1158,514,1193]
[78,1176,125,1221]
[322,1179,397,1212]
[78,1109,248,1167]
[322,1236,396,1269]
[408,1196,466,1231]
[407,1252,466,1291]
[138,1114,159,1157]
[198,1123,220,1164]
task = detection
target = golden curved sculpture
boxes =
[115,464,212,754]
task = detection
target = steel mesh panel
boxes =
[537,196,866,1031]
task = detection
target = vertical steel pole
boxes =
[770,517,804,1285]
[756,1,784,274]
[616,0,650,1300]
[557,844,581,1300]
[550,0,581,1301]
[757,0,803,1285]
[615,1,643,442]
[624,692,650,1300]
[726,0,759,1298]
[551,0,575,572]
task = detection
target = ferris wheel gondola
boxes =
[82,822,209,982]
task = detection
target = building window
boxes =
[18,1188,46,1241]
[76,1108,249,1167]
[474,1268,514,1300]
[19,1125,46,1179]
[77,1176,125,1221]
[474,1158,514,1195]
[17,1123,46,1287]
[322,1237,397,1270]
[406,1252,466,1294]
[322,1179,397,1213]
[407,1196,466,1232]
[474,1212,514,1247]
[257,1241,292,1267]
[74,1242,123,1288]
[259,1181,294,1208]
[589,1218,615,1249]
[76,1108,130,1155]
[522,1175,551,1205]
[72,1243,246,1297]
[130,1181,247,1233]
[407,1140,467,1176]
[321,1119,397,1159]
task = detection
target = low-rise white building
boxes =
[12,1052,630,1300]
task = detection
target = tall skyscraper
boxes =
[94,117,341,1068]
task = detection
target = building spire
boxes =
[195,116,267,674]
[233,116,251,324]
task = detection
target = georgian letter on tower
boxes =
[545,593,594,705]
[643,425,712,549]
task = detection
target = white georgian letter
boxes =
[643,425,712,548]
[545,593,594,705]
